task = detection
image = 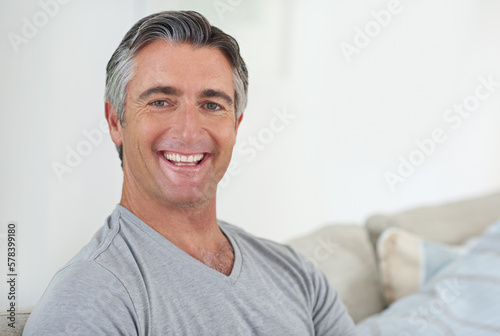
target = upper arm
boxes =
[23,261,139,336]
[303,257,359,336]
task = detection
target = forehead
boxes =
[129,40,234,95]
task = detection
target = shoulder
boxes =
[44,208,129,299]
[24,260,138,335]
[61,207,141,278]
[64,209,122,265]
[220,221,357,334]
[31,208,141,318]
[53,259,126,290]
[35,260,132,310]
[24,209,142,335]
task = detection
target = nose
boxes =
[169,104,204,144]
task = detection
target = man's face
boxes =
[111,41,241,208]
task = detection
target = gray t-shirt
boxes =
[24,205,358,335]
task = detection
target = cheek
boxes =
[214,117,238,146]
[123,119,163,153]
[219,130,237,153]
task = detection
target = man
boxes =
[24,11,358,335]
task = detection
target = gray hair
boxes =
[105,11,249,162]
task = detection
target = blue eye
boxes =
[205,102,221,110]
[151,100,168,107]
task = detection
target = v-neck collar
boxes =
[115,205,242,285]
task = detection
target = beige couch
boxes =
[289,191,500,323]
[4,191,500,334]
[0,306,34,336]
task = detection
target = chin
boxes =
[161,187,214,209]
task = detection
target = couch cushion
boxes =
[366,191,500,246]
[288,225,385,323]
[0,306,34,336]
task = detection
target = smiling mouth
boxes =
[163,152,205,166]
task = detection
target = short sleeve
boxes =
[23,261,139,336]
[306,258,360,336]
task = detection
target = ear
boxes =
[235,112,244,133]
[105,101,123,147]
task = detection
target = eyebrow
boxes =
[200,89,233,106]
[138,86,181,101]
[137,86,234,106]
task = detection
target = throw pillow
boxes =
[377,228,461,305]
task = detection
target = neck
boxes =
[121,185,219,247]
[119,179,234,275]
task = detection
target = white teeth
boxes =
[163,153,204,164]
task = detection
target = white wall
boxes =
[1,0,499,307]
